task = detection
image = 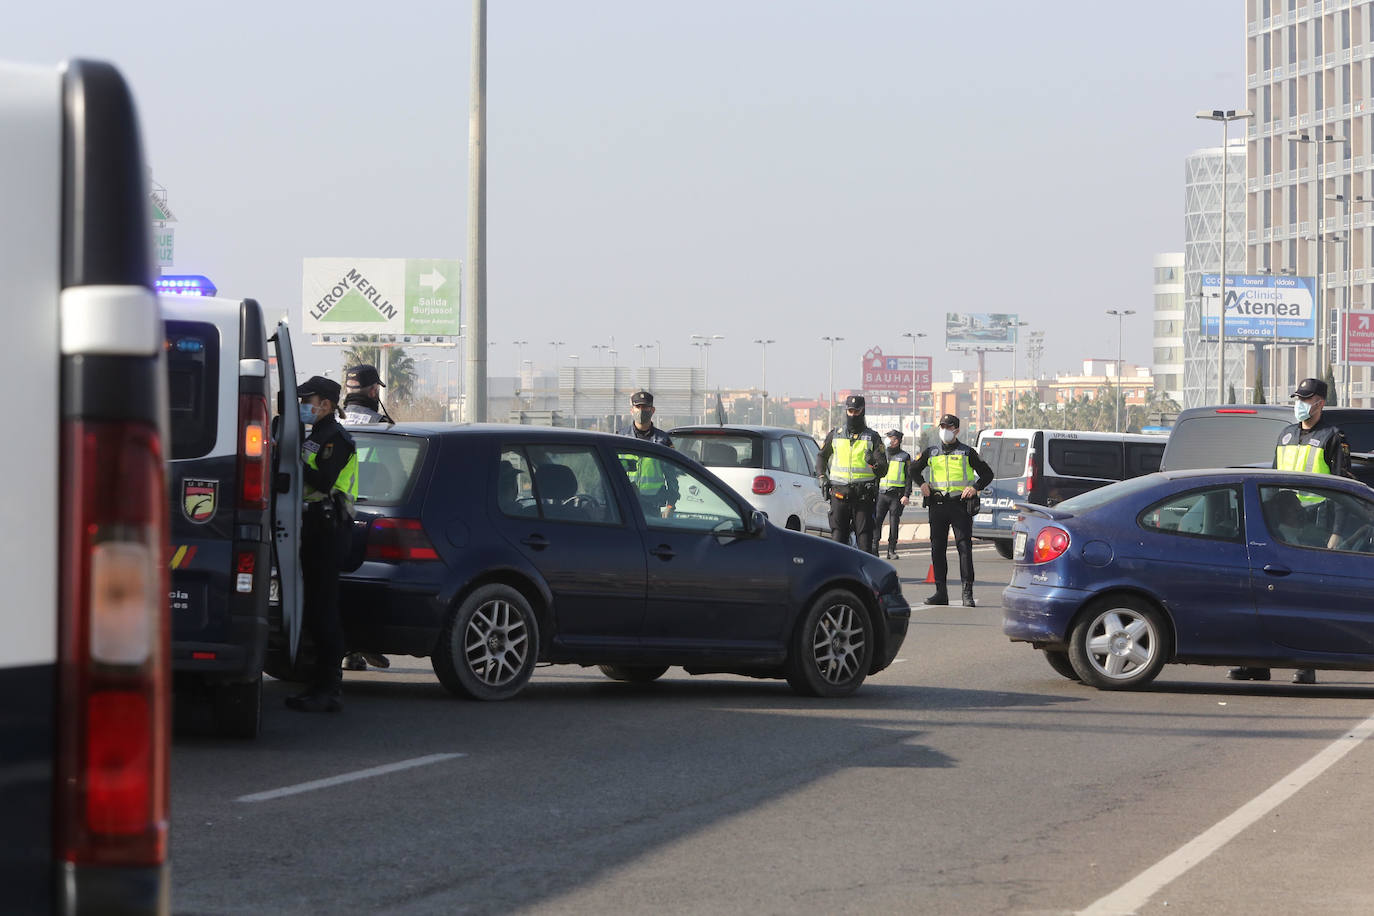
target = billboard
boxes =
[1199,274,1316,341]
[861,346,931,393]
[302,258,462,339]
[1346,313,1374,366]
[946,313,1019,351]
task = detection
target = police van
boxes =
[2,59,171,914]
[160,294,299,738]
[972,428,1165,556]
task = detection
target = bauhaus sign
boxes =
[861,347,932,393]
[1200,274,1316,341]
[302,258,461,337]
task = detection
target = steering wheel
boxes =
[562,494,603,515]
[1337,523,1373,552]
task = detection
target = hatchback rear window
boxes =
[674,434,763,469]
[353,433,426,505]
[1163,415,1288,469]
[164,320,219,460]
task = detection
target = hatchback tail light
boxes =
[752,475,776,495]
[1032,526,1071,564]
[57,420,169,867]
[237,393,269,511]
[365,518,440,562]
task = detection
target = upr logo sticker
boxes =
[182,478,219,524]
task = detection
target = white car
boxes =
[670,425,830,535]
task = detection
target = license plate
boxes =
[1013,530,1027,558]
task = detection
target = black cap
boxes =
[1292,377,1327,399]
[844,394,865,410]
[345,364,385,388]
[885,429,902,440]
[630,390,654,407]
[938,414,961,428]
[297,375,341,404]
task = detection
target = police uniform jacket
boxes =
[1272,416,1351,477]
[342,393,391,426]
[302,413,357,513]
[912,440,994,496]
[617,423,673,448]
[817,426,889,490]
[881,449,914,497]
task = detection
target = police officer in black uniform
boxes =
[911,414,993,607]
[817,395,888,553]
[616,390,678,517]
[341,363,395,426]
[874,429,914,560]
[286,376,359,713]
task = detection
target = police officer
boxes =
[1230,376,1350,686]
[286,375,358,713]
[912,414,993,607]
[874,429,914,560]
[617,390,678,518]
[817,395,888,553]
[341,363,394,426]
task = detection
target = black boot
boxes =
[923,589,948,606]
[285,687,342,713]
[962,585,976,607]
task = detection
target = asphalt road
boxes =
[170,547,1374,915]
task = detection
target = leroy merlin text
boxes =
[310,268,398,321]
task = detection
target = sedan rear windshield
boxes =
[1053,474,1160,515]
[674,434,763,469]
[353,433,427,505]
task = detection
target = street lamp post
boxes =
[1288,130,1347,377]
[634,342,654,368]
[1106,309,1136,432]
[821,336,844,427]
[1006,321,1029,427]
[691,334,724,422]
[1197,108,1253,403]
[567,354,579,429]
[753,338,775,424]
[901,331,926,435]
[1324,194,1373,402]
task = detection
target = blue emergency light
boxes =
[156,274,217,296]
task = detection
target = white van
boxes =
[1,59,171,914]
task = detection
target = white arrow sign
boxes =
[419,269,446,291]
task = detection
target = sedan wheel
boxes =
[785,588,874,697]
[433,584,539,701]
[1068,596,1169,690]
[1042,648,1080,681]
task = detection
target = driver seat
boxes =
[534,463,587,521]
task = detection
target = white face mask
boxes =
[1294,399,1313,423]
[299,402,318,425]
[939,428,956,444]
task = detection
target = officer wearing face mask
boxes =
[617,390,678,517]
[817,395,888,553]
[1230,377,1350,686]
[287,375,358,713]
[873,429,914,560]
[911,414,993,607]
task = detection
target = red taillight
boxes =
[57,420,169,867]
[365,518,440,562]
[1032,526,1071,563]
[752,475,776,495]
[238,393,269,511]
[237,551,256,574]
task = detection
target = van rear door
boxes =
[972,430,1032,543]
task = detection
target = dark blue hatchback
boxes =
[1002,469,1374,689]
[288,424,910,699]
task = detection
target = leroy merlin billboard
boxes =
[302,258,461,337]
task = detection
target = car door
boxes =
[613,445,791,650]
[490,443,646,646]
[1249,481,1374,655]
[792,434,831,533]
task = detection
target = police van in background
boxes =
[973,428,1166,557]
[161,291,299,739]
[2,59,171,914]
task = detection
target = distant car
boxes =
[670,425,830,535]
[274,425,910,699]
[1002,468,1374,690]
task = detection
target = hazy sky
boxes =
[10,1,1242,398]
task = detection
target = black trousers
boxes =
[301,509,345,693]
[829,487,877,554]
[927,498,975,592]
[874,491,906,551]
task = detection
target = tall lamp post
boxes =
[567,354,579,429]
[1288,130,1346,377]
[691,334,724,422]
[753,338,775,424]
[1006,321,1029,427]
[1197,108,1253,403]
[1324,194,1373,402]
[900,331,926,435]
[821,335,844,425]
[1106,309,1136,431]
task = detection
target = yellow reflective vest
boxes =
[828,436,878,484]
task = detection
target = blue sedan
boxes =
[1002,469,1374,689]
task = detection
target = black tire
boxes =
[1042,648,1080,681]
[785,588,875,697]
[994,539,1015,560]
[433,584,539,700]
[212,674,262,739]
[1068,595,1170,690]
[598,664,669,683]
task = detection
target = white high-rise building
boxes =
[1152,253,1185,404]
[1183,142,1248,407]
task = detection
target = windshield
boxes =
[1163,414,1286,470]
[1054,474,1161,514]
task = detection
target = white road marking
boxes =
[1078,709,1374,915]
[235,753,465,803]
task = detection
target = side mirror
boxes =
[748,509,767,537]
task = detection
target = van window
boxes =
[164,320,219,460]
[1125,442,1165,478]
[1047,439,1120,479]
[983,436,1030,478]
[354,433,426,505]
